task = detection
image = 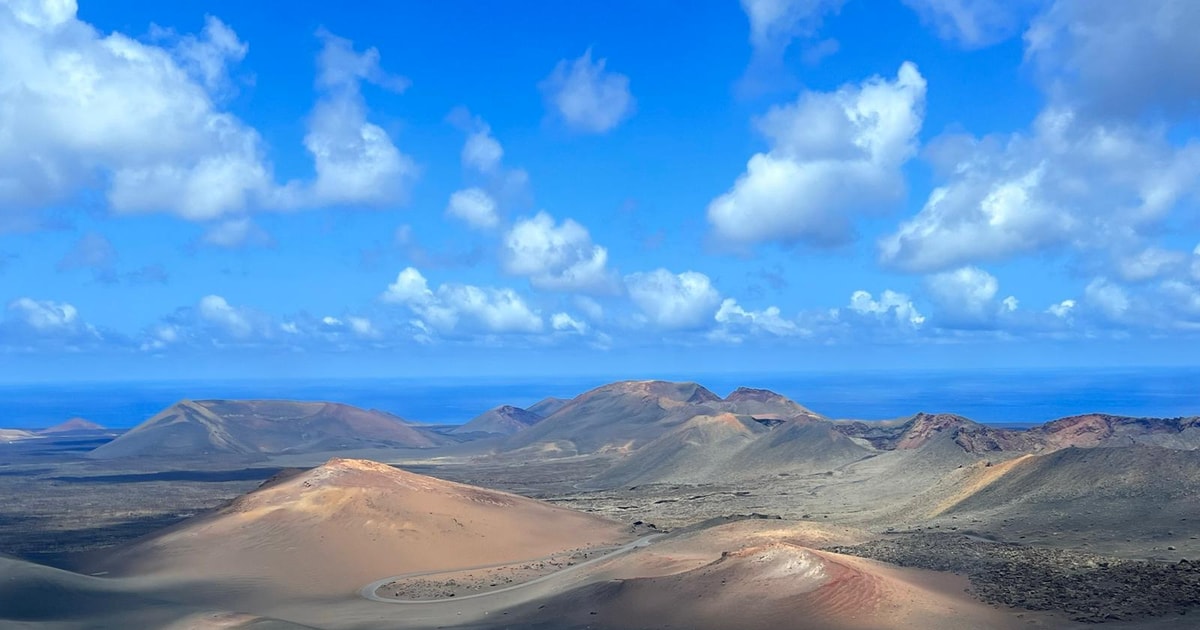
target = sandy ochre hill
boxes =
[88,399,444,459]
[86,458,633,595]
[449,404,545,436]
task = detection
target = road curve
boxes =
[359,533,664,604]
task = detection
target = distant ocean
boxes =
[0,368,1197,429]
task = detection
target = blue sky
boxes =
[2,0,1200,381]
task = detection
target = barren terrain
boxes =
[2,380,1198,629]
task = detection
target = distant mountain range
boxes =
[0,417,109,442]
[37,380,1193,474]
[833,411,1200,455]
[88,400,446,459]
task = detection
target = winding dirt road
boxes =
[359,533,664,604]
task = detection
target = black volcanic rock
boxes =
[828,532,1200,624]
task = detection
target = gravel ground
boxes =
[825,533,1200,623]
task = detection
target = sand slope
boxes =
[590,413,769,486]
[936,445,1200,544]
[499,519,1023,630]
[947,445,1200,513]
[86,458,633,596]
[733,418,873,475]
[0,555,311,629]
[591,416,872,487]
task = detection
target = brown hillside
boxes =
[89,400,443,458]
[449,404,544,436]
[86,458,632,595]
[502,380,723,455]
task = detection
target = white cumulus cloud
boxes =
[382,267,543,335]
[847,289,926,327]
[460,120,503,174]
[902,0,1037,48]
[925,266,1008,326]
[8,297,80,332]
[197,295,256,339]
[446,188,499,230]
[880,108,1200,272]
[714,298,804,341]
[201,218,272,248]
[139,323,181,352]
[1025,0,1200,120]
[551,312,589,334]
[1084,277,1130,321]
[346,316,378,338]
[1,296,102,348]
[0,3,275,222]
[625,269,721,330]
[302,29,416,208]
[1115,247,1188,283]
[540,49,634,134]
[502,212,616,294]
[740,0,844,57]
[1047,299,1076,319]
[709,62,926,249]
[0,6,417,225]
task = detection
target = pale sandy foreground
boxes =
[1,459,1177,630]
